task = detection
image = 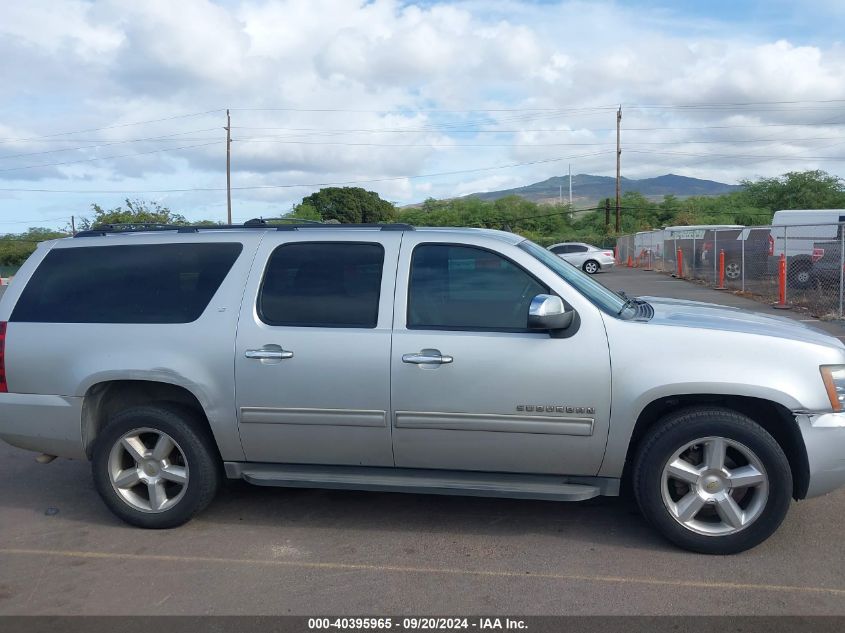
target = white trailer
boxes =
[769,209,845,288]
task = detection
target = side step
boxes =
[224,462,616,501]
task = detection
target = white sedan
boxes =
[547,242,615,274]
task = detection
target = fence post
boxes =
[716,249,726,290]
[713,229,718,284]
[773,253,790,309]
[783,225,789,305]
[741,229,745,293]
[676,248,683,278]
[692,235,696,279]
[839,223,845,319]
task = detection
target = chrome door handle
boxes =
[245,348,294,360]
[402,351,453,365]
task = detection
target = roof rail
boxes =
[274,223,415,231]
[73,218,414,237]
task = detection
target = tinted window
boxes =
[550,245,569,254]
[408,244,547,331]
[12,243,242,324]
[259,242,383,328]
[571,245,589,252]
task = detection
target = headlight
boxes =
[820,365,845,411]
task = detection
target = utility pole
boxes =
[558,184,562,205]
[568,163,573,207]
[70,215,76,236]
[604,198,610,233]
[615,105,622,233]
[225,109,232,225]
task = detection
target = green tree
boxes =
[300,187,396,223]
[287,202,322,222]
[77,198,188,230]
[0,227,69,268]
[739,170,845,211]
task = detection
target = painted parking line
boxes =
[2,547,845,598]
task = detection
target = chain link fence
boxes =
[616,222,845,319]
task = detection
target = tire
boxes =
[92,404,221,529]
[788,263,813,290]
[583,260,600,274]
[724,260,742,281]
[633,407,791,554]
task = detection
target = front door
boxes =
[235,233,400,466]
[390,235,612,476]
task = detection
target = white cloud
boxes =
[1,0,844,229]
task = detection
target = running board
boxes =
[224,463,617,501]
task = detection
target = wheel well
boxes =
[82,380,213,459]
[789,257,813,270]
[622,394,810,500]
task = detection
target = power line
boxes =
[225,134,845,149]
[230,99,845,113]
[0,129,222,160]
[0,150,615,193]
[0,109,226,145]
[229,105,619,114]
[627,148,845,161]
[0,215,71,226]
[0,141,224,173]
[229,120,845,135]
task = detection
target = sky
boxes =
[1,0,844,231]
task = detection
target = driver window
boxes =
[408,244,547,331]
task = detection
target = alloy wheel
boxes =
[108,427,189,513]
[660,436,768,536]
[725,262,741,280]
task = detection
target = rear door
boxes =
[235,232,400,466]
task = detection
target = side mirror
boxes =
[528,294,574,332]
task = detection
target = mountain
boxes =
[466,173,742,205]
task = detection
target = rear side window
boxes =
[11,243,242,324]
[258,242,384,328]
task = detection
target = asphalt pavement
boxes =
[0,269,844,615]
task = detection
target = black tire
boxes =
[788,262,813,290]
[724,260,742,281]
[633,407,792,554]
[582,260,600,274]
[92,404,221,528]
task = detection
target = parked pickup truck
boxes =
[1,221,845,554]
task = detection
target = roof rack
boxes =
[73,218,414,237]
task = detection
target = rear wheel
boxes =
[724,261,742,281]
[92,404,221,528]
[633,407,791,554]
[788,262,813,289]
[583,260,600,274]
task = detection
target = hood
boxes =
[640,296,844,349]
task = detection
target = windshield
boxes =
[518,240,630,316]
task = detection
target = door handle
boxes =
[245,348,294,360]
[402,350,453,365]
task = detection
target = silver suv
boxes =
[1,222,844,554]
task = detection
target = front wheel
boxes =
[633,407,791,554]
[92,404,221,528]
[583,260,600,274]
